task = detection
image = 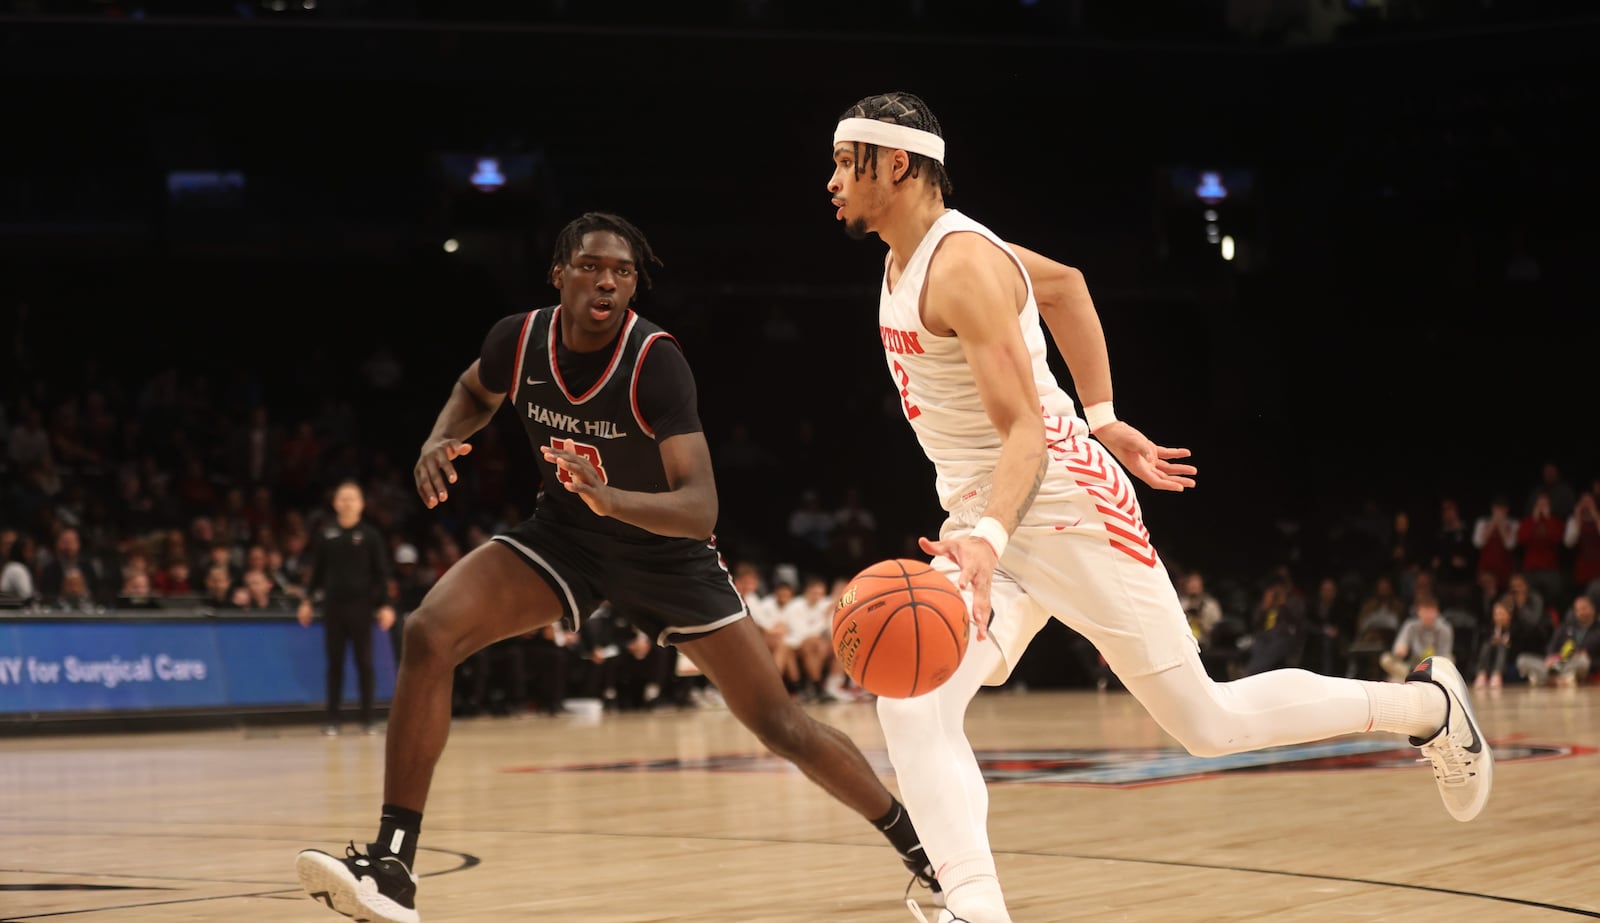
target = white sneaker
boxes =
[296,843,419,923]
[1406,656,1493,822]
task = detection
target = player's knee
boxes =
[400,607,468,671]
[1168,722,1242,758]
[875,692,944,743]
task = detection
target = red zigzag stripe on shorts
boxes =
[1054,438,1158,567]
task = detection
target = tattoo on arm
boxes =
[1013,450,1048,527]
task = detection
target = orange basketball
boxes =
[831,558,969,699]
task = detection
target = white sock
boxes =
[1364,680,1448,739]
[941,853,1011,923]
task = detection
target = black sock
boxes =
[872,798,923,862]
[373,803,423,868]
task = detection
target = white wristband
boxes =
[1084,401,1117,434]
[969,516,1009,559]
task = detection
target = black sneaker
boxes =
[296,842,419,923]
[901,844,945,908]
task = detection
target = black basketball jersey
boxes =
[506,306,684,541]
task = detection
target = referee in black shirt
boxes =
[298,480,395,735]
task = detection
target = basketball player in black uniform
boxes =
[296,212,938,923]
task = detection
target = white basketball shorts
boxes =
[931,433,1198,686]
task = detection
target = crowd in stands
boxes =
[1177,470,1600,692]
[3,344,1597,719]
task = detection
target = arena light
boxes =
[1221,235,1236,261]
[443,238,460,254]
[1195,170,1229,203]
[470,158,506,193]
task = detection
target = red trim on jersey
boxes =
[507,310,538,407]
[549,307,637,405]
[1043,411,1076,442]
[629,332,677,439]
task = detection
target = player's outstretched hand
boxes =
[1094,421,1196,492]
[542,445,615,517]
[918,535,996,641]
[416,438,472,508]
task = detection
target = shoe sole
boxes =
[1424,657,1494,822]
[295,850,419,923]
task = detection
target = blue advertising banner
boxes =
[0,617,396,715]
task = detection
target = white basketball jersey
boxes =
[879,209,1081,518]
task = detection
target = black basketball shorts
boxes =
[491,517,747,646]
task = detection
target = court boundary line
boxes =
[3,826,1595,920]
[0,846,478,921]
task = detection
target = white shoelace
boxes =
[1418,733,1471,785]
[908,898,973,923]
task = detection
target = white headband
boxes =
[834,117,946,165]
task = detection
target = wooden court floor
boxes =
[2,685,1597,922]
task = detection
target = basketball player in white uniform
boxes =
[827,92,1493,923]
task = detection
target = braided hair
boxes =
[838,91,954,198]
[550,211,663,291]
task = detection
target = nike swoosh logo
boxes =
[526,377,547,385]
[1443,688,1483,754]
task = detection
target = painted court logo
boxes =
[508,738,1591,788]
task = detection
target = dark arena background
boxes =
[2,3,1598,922]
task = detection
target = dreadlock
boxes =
[550,211,664,291]
[838,91,955,198]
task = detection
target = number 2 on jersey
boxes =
[892,360,922,420]
[549,437,609,485]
